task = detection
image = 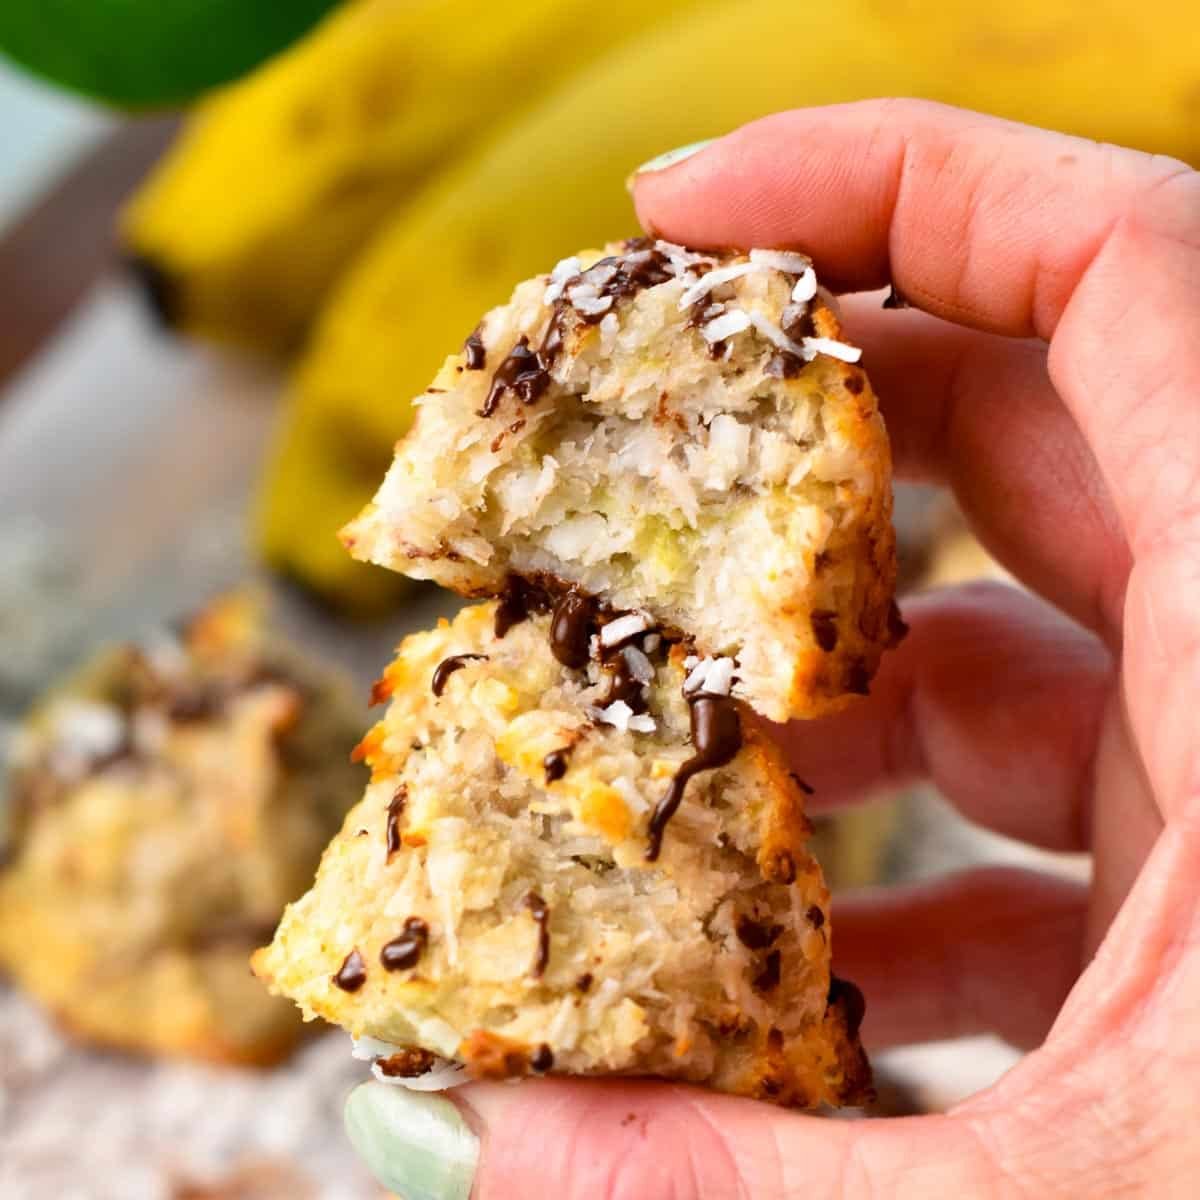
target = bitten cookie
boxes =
[0,593,364,1066]
[342,239,897,722]
[253,600,870,1108]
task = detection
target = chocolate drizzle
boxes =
[543,748,571,783]
[735,916,783,950]
[385,786,407,858]
[600,652,649,713]
[882,283,909,310]
[380,917,429,971]
[753,949,782,993]
[828,974,866,1038]
[479,336,551,417]
[523,891,550,977]
[549,591,596,668]
[333,949,367,992]
[646,694,742,861]
[463,325,486,369]
[530,1043,555,1072]
[494,576,550,638]
[811,610,839,652]
[431,654,486,696]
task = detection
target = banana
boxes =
[258,0,1200,610]
[120,0,699,355]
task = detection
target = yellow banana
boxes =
[121,0,700,355]
[259,0,1200,610]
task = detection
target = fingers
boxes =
[842,294,1129,636]
[632,100,1200,554]
[459,1077,1004,1200]
[833,867,1087,1050]
[778,584,1111,852]
[633,99,1189,340]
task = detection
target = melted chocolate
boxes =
[789,772,815,796]
[646,695,742,861]
[600,654,648,713]
[493,576,552,638]
[530,1043,555,1072]
[735,916,783,951]
[753,949,782,993]
[479,336,550,417]
[431,654,486,696]
[537,302,566,366]
[806,905,825,930]
[882,283,909,310]
[523,892,550,977]
[575,972,594,993]
[887,600,909,646]
[333,949,367,992]
[810,610,839,652]
[782,306,817,342]
[165,688,217,723]
[828,974,866,1038]
[380,917,429,971]
[385,786,407,859]
[549,591,596,668]
[543,748,571,783]
[463,325,486,369]
[377,1047,436,1077]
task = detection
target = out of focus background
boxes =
[1,2,1196,1196]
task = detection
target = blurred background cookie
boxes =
[0,591,365,1066]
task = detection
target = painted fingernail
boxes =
[630,139,715,179]
[344,1082,479,1200]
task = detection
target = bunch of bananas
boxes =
[123,0,1200,613]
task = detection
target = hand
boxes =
[345,100,1200,1198]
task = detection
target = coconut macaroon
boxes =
[342,239,897,723]
[253,600,871,1108]
[0,593,364,1066]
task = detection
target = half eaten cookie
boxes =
[341,240,897,723]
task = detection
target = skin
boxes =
[399,100,1200,1196]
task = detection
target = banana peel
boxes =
[121,0,699,355]
[257,0,1200,612]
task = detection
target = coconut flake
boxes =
[749,248,813,274]
[596,700,635,733]
[683,657,713,695]
[746,310,810,358]
[790,267,818,303]
[621,645,655,685]
[701,657,735,696]
[678,262,760,309]
[802,336,863,363]
[351,1036,399,1062]
[52,700,126,761]
[643,633,662,654]
[544,256,582,303]
[682,654,700,671]
[627,713,657,734]
[700,308,751,343]
[570,293,614,318]
[600,611,654,649]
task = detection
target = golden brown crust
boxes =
[256,602,870,1108]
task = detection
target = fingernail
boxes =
[344,1082,479,1200]
[629,139,714,182]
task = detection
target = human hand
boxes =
[345,100,1200,1198]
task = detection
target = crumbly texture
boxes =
[254,602,870,1107]
[342,240,897,722]
[0,593,365,1066]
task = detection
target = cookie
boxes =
[0,593,364,1065]
[253,600,870,1107]
[342,240,897,722]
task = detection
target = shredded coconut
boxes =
[596,700,636,732]
[627,713,657,734]
[543,256,581,303]
[621,645,655,685]
[746,311,809,359]
[749,248,813,275]
[701,309,752,343]
[701,657,735,696]
[802,336,863,364]
[790,267,818,304]
[678,262,759,309]
[600,611,654,649]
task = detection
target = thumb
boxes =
[346,1076,1004,1199]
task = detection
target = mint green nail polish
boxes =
[345,1082,479,1200]
[633,139,714,176]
